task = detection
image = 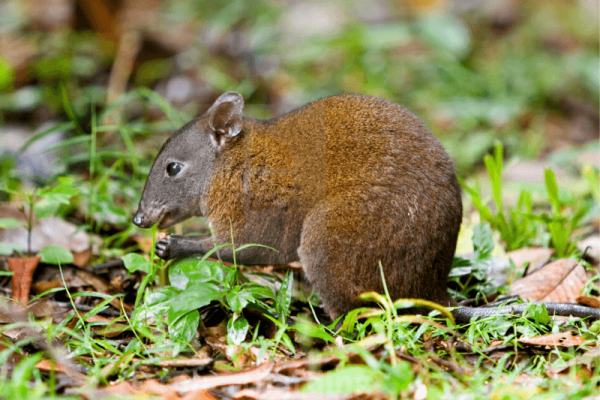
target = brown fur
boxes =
[135,93,600,322]
[201,94,462,318]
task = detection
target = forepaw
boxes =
[155,235,182,260]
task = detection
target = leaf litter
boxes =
[0,231,599,398]
[0,1,599,397]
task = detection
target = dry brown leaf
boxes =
[488,340,505,348]
[158,356,214,368]
[202,321,253,368]
[546,348,600,378]
[132,234,154,254]
[506,247,553,270]
[576,296,600,309]
[0,340,22,366]
[72,249,92,267]
[181,389,221,400]
[103,381,137,396]
[66,315,128,338]
[0,299,58,321]
[232,388,354,400]
[35,359,87,387]
[272,353,363,374]
[31,265,131,313]
[577,235,600,265]
[138,380,180,400]
[517,331,585,348]
[103,379,191,400]
[510,259,587,302]
[8,256,40,304]
[34,359,70,374]
[170,362,274,394]
[73,268,132,313]
[0,207,90,254]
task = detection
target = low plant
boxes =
[126,239,297,353]
[461,142,539,251]
[463,142,592,257]
[448,222,504,301]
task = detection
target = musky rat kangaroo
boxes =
[133,92,600,322]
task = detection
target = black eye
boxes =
[166,162,182,177]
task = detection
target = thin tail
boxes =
[452,302,600,323]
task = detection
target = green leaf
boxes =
[242,283,275,300]
[34,177,78,219]
[0,218,25,229]
[169,259,228,290]
[484,154,504,216]
[291,322,335,343]
[33,199,61,220]
[523,303,550,325]
[0,242,22,256]
[227,315,249,345]
[301,365,383,394]
[364,23,411,50]
[0,55,15,91]
[276,271,294,320]
[381,361,414,395]
[39,177,78,205]
[122,253,152,274]
[40,245,73,265]
[135,286,181,320]
[169,310,200,343]
[544,169,560,212]
[226,287,254,313]
[419,15,471,59]
[169,282,222,314]
[472,223,494,257]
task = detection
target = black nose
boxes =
[132,212,145,227]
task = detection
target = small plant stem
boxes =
[378,262,397,365]
[209,223,222,264]
[229,218,236,267]
[88,106,98,238]
[27,193,34,255]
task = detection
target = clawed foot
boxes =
[155,235,182,260]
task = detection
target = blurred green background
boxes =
[0,0,598,186]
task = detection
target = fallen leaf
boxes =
[576,296,600,309]
[132,234,154,254]
[510,259,587,302]
[170,362,274,393]
[506,247,553,270]
[546,348,600,378]
[577,235,600,265]
[0,209,89,254]
[232,388,353,400]
[26,299,59,320]
[72,249,92,267]
[158,356,214,369]
[0,340,22,367]
[202,321,252,368]
[8,256,40,304]
[85,314,158,338]
[103,381,137,396]
[36,356,88,387]
[181,389,220,400]
[138,380,180,400]
[518,331,584,347]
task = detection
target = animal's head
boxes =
[133,92,244,229]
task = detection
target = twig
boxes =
[87,258,124,272]
[51,300,129,317]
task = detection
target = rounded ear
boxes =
[207,92,244,150]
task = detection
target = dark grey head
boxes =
[132,92,245,229]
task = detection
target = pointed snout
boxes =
[133,209,151,228]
